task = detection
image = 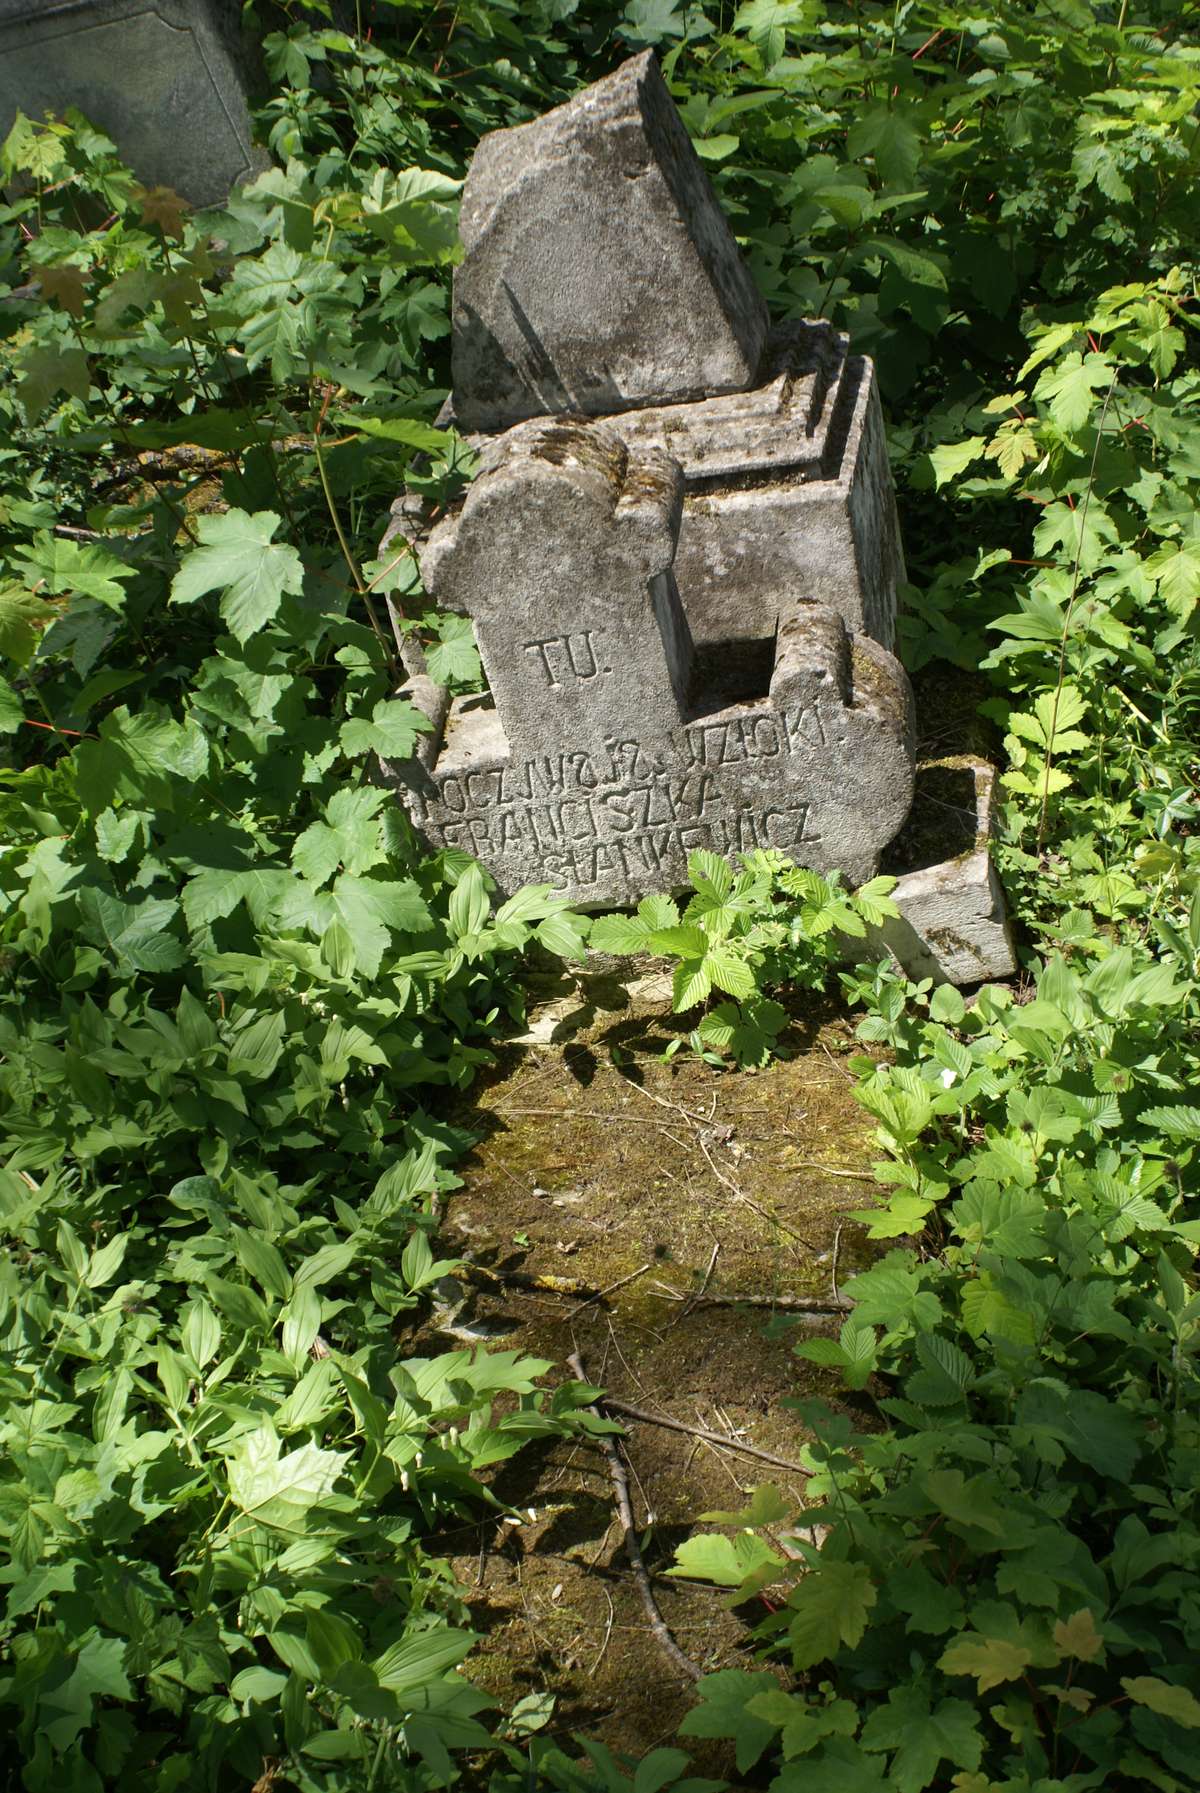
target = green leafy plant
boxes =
[3,2,1200,1787]
[591,850,898,1067]
[0,61,602,1793]
[672,909,1200,1789]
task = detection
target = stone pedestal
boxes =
[0,1,265,207]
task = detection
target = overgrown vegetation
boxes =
[0,1,1197,1789]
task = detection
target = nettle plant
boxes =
[590,850,899,1067]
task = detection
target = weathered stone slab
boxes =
[873,758,1016,985]
[433,320,904,657]
[389,418,915,905]
[452,50,768,433]
[0,1,264,207]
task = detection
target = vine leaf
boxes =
[860,1685,984,1793]
[1121,1677,1200,1728]
[787,1560,877,1668]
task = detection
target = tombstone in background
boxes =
[0,1,265,207]
[388,50,1014,983]
[395,418,915,905]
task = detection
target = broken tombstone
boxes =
[391,417,915,907]
[451,50,768,433]
[384,51,1013,984]
[433,55,903,653]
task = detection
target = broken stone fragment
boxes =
[419,418,694,763]
[0,0,265,207]
[452,49,769,432]
[875,757,1016,986]
[387,417,916,903]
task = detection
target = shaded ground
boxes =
[414,968,886,1774]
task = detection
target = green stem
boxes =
[310,382,401,682]
[1035,370,1119,850]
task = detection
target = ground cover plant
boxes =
[0,1,1198,1790]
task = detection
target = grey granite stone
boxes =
[872,757,1016,985]
[452,50,768,433]
[388,418,915,905]
[0,1,264,207]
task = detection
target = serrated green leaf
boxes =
[787,1560,877,1669]
[77,888,187,973]
[666,1530,784,1588]
[170,509,304,644]
[1122,1677,1200,1728]
[226,1425,348,1533]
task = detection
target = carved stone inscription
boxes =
[523,630,613,686]
[408,707,833,896]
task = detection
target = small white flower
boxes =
[940,1068,957,1087]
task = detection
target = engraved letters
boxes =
[522,630,611,687]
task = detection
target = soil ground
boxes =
[411,965,887,1779]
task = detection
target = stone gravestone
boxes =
[398,417,914,905]
[0,1,264,207]
[388,51,1014,982]
[444,52,902,656]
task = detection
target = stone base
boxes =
[870,757,1016,986]
[0,0,265,207]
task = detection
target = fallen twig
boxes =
[567,1352,701,1682]
[692,1290,853,1314]
[789,1161,877,1182]
[568,1262,652,1318]
[818,1039,857,1083]
[695,1135,816,1249]
[598,1396,809,1477]
[589,1583,616,1677]
[492,1105,686,1132]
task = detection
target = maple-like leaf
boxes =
[339,698,431,762]
[861,1686,984,1793]
[34,263,90,318]
[0,584,51,668]
[1121,1676,1200,1728]
[16,345,90,420]
[1033,350,1114,434]
[787,1560,877,1668]
[1053,1608,1104,1663]
[938,1631,1032,1693]
[15,534,135,611]
[291,787,388,887]
[170,509,304,644]
[134,184,190,240]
